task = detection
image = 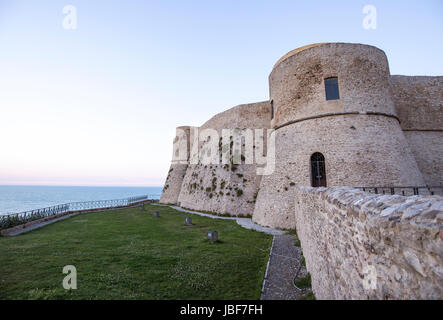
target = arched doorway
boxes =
[311,153,327,187]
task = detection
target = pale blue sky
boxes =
[0,0,442,186]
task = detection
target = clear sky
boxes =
[0,0,442,187]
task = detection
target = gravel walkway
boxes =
[260,234,309,300]
[169,205,285,236]
[162,204,307,300]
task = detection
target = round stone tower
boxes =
[253,43,424,229]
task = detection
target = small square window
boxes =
[325,77,340,101]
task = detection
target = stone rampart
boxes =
[176,101,271,216]
[293,186,443,299]
[390,75,443,186]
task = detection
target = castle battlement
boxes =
[160,42,443,230]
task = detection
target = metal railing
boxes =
[147,193,162,201]
[0,195,150,231]
[357,186,443,197]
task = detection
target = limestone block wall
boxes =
[176,101,271,216]
[159,42,442,228]
[160,126,191,205]
[159,164,188,204]
[252,114,425,229]
[293,186,443,300]
[177,163,262,216]
[403,131,443,187]
[270,43,398,128]
[390,75,443,186]
[390,76,443,131]
[253,43,425,229]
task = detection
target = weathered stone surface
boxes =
[253,43,426,230]
[160,126,191,205]
[158,43,443,299]
[160,43,441,227]
[173,102,271,216]
[294,186,443,300]
[390,75,443,187]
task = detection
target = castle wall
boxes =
[159,42,441,233]
[293,186,443,300]
[160,126,190,205]
[270,43,398,128]
[253,115,425,229]
[390,75,443,186]
[176,101,270,216]
[403,132,443,187]
[253,43,424,229]
[390,76,443,131]
[159,164,188,204]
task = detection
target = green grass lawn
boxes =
[0,204,272,300]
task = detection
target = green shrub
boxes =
[294,273,311,289]
[299,290,316,300]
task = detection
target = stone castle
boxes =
[160,42,442,228]
[159,43,443,299]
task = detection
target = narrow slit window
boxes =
[325,77,340,101]
[271,101,274,120]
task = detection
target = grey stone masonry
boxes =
[294,186,443,300]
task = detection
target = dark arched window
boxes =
[270,100,274,120]
[311,153,327,187]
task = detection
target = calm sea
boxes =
[0,185,163,215]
